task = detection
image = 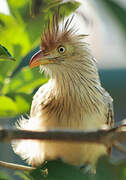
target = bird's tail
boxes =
[12,116,45,165]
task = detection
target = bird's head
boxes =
[30,10,88,76]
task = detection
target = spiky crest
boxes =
[41,9,79,52]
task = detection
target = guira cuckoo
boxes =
[12,11,114,170]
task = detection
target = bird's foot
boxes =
[78,164,96,175]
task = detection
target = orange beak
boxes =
[29,50,55,68]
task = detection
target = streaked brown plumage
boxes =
[12,10,114,169]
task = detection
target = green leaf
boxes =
[0,96,17,117]
[30,0,60,16]
[28,158,126,180]
[29,160,90,180]
[30,0,80,17]
[0,45,15,61]
[0,93,32,117]
[7,93,32,115]
[2,67,48,95]
[0,14,30,78]
[0,65,48,117]
[7,0,30,23]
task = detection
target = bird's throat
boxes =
[48,63,103,116]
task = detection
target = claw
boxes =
[78,164,96,175]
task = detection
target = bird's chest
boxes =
[31,81,106,131]
[34,94,105,130]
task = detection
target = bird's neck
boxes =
[49,57,104,114]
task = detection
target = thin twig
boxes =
[0,160,34,171]
[113,142,126,154]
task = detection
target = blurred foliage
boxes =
[0,0,126,180]
[15,171,30,180]
[99,0,126,35]
[30,0,80,16]
[1,157,126,180]
[0,171,12,180]
[29,160,89,180]
[13,158,126,180]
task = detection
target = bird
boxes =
[12,10,114,171]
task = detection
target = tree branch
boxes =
[0,122,126,171]
[0,124,126,146]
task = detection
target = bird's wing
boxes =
[102,89,114,155]
[93,57,114,127]
[103,89,114,127]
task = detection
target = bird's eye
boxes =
[58,46,66,54]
